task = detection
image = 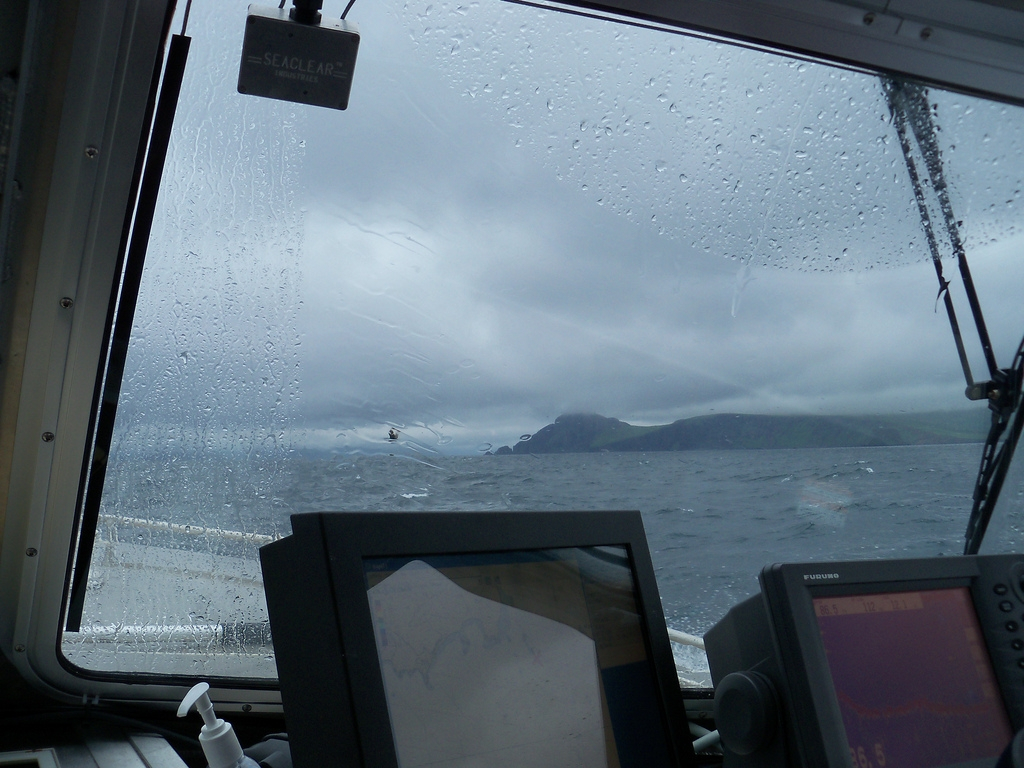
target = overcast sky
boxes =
[119,0,1024,457]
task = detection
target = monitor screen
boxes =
[364,547,674,768]
[705,555,1024,768]
[261,510,694,768]
[814,587,1013,768]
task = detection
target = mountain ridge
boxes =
[494,410,990,454]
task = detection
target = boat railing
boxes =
[96,513,284,548]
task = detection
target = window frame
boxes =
[0,0,280,709]
[2,0,1024,708]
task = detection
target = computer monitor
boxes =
[261,511,695,768]
[705,555,1024,768]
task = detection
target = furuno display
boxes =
[705,555,1024,768]
[260,510,695,768]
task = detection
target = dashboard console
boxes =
[705,555,1024,768]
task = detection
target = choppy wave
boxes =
[104,443,1024,640]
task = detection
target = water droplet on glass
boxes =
[520,434,532,441]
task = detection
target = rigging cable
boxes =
[882,77,1024,556]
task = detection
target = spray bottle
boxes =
[178,682,261,768]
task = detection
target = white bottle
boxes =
[177,681,262,768]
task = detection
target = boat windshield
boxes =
[61,0,1024,686]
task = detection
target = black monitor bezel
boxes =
[313,509,695,768]
[760,557,1011,768]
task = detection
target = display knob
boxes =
[714,670,779,756]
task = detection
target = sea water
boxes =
[101,441,1024,682]
[146,442,1021,624]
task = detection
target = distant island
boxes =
[491,411,991,454]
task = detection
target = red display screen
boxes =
[814,587,1013,768]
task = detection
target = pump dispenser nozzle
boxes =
[178,682,259,768]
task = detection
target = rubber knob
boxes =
[714,670,779,756]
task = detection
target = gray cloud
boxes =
[114,0,1024,458]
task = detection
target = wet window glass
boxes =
[61,0,1024,685]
